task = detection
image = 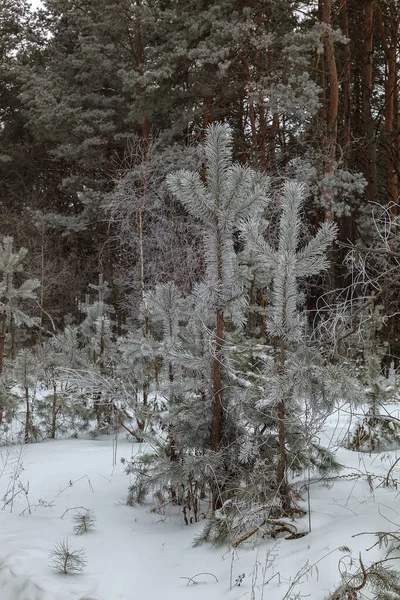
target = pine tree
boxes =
[166,123,269,503]
[36,326,88,438]
[146,282,183,465]
[78,275,116,431]
[0,237,39,424]
[116,324,159,440]
[192,180,359,544]
[12,348,39,443]
[241,181,341,513]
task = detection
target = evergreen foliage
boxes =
[1,0,400,572]
[72,509,96,535]
[0,237,40,336]
[348,315,400,453]
[0,237,39,427]
[0,0,398,348]
[166,124,269,467]
[49,539,86,575]
[238,180,351,515]
[12,348,39,443]
[123,126,358,547]
[326,559,400,599]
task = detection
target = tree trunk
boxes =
[136,383,148,439]
[276,338,291,514]
[167,361,179,501]
[0,310,7,376]
[51,382,57,439]
[0,310,7,425]
[319,0,339,292]
[134,0,149,145]
[135,3,152,439]
[24,386,30,444]
[338,1,355,280]
[342,5,351,170]
[210,308,224,510]
[385,38,399,213]
[394,67,400,204]
[320,0,339,223]
[266,1,279,175]
[237,93,247,165]
[211,309,224,454]
[377,2,400,213]
[363,0,378,205]
[241,49,258,167]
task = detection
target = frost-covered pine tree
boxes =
[79,274,116,431]
[166,124,269,472]
[349,304,400,453]
[125,285,245,514]
[79,274,114,372]
[240,181,355,514]
[116,321,160,440]
[36,326,88,439]
[12,348,39,443]
[146,283,184,459]
[0,237,40,425]
[126,124,270,511]
[194,182,361,544]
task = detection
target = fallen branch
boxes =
[233,519,297,548]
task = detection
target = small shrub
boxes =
[349,411,400,452]
[49,538,86,574]
[72,509,96,535]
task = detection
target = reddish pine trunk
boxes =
[363,0,378,205]
[276,339,292,514]
[211,309,224,453]
[385,42,399,212]
[266,2,279,174]
[342,5,351,170]
[339,1,355,251]
[320,0,339,223]
[241,50,258,167]
[377,3,400,213]
[210,309,224,510]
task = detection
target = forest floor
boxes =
[1,406,400,599]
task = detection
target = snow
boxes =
[1,410,400,599]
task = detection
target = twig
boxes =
[112,402,140,440]
[54,475,94,499]
[339,242,400,259]
[180,572,218,586]
[233,519,297,548]
[335,290,383,344]
[385,457,400,487]
[266,571,281,584]
[60,506,90,520]
[352,553,368,592]
[180,577,198,586]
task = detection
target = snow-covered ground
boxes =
[1,407,400,599]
